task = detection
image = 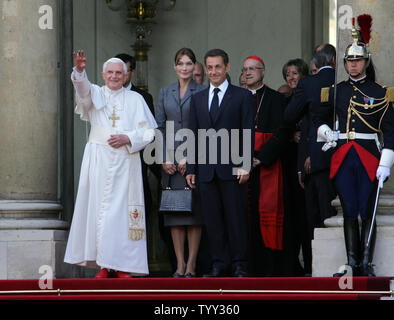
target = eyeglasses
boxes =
[241,66,264,73]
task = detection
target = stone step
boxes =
[313,226,394,277]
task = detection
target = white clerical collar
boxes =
[210,79,229,94]
[350,75,367,82]
[125,82,132,90]
[248,84,265,95]
[317,66,333,73]
[104,85,125,95]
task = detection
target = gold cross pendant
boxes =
[109,106,120,128]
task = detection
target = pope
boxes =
[64,50,157,278]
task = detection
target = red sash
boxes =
[255,131,284,250]
[330,141,379,181]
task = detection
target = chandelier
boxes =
[106,0,176,91]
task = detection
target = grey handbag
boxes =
[159,175,193,213]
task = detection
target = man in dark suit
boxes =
[185,49,255,277]
[284,45,337,252]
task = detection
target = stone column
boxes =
[0,0,71,279]
[313,0,394,277]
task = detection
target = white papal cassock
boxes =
[64,68,157,275]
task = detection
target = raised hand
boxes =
[73,50,87,73]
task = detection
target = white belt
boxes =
[338,132,380,150]
[88,125,118,145]
[88,125,129,154]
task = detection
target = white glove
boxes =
[317,124,338,151]
[376,149,394,188]
[322,141,337,152]
[376,165,390,189]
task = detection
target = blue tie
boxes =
[210,88,220,121]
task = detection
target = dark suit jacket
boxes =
[284,68,335,173]
[187,83,255,182]
[130,83,154,116]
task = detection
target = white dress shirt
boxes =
[350,75,367,82]
[208,80,229,110]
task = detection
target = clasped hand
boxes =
[107,134,130,148]
[162,158,187,176]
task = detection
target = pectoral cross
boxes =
[109,106,120,128]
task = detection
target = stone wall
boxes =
[0,0,69,279]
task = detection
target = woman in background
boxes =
[280,58,311,276]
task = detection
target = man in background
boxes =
[193,61,206,85]
[284,44,338,275]
[115,53,154,114]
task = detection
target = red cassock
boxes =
[254,131,284,250]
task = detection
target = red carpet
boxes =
[0,277,391,300]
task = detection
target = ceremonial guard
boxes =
[315,15,394,276]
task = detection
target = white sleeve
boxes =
[71,67,91,98]
[124,96,157,154]
[379,148,394,168]
[71,67,93,120]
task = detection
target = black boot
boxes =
[333,218,360,277]
[360,217,376,277]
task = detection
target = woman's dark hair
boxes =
[204,48,229,66]
[282,58,309,80]
[174,48,196,65]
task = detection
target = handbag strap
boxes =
[165,173,172,190]
[164,173,190,190]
